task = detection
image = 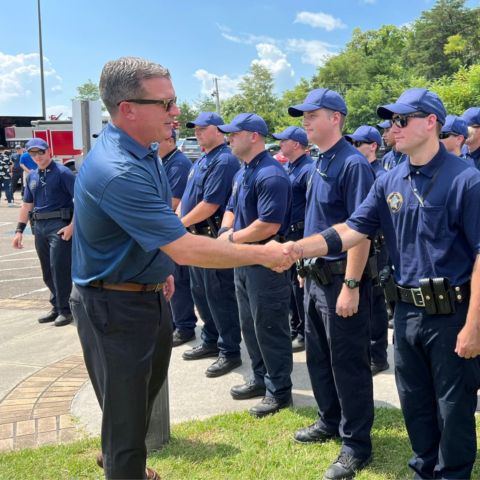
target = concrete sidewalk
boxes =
[0,303,399,451]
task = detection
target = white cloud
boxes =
[217,24,276,46]
[0,51,63,105]
[193,69,242,99]
[294,11,346,31]
[252,43,294,78]
[286,39,337,66]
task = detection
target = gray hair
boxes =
[99,57,170,115]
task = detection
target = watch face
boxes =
[345,279,359,288]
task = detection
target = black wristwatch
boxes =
[344,278,360,289]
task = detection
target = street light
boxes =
[37,0,46,119]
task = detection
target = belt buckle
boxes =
[412,288,425,307]
[154,283,163,293]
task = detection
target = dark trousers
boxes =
[189,266,241,357]
[370,244,389,365]
[170,264,197,334]
[234,265,292,400]
[305,275,373,459]
[71,284,173,480]
[34,218,72,314]
[287,230,305,338]
[10,169,22,199]
[0,177,13,202]
[394,301,479,479]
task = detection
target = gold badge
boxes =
[387,192,403,213]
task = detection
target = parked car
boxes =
[177,137,203,161]
[266,143,281,156]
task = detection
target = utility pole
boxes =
[212,78,221,114]
[37,0,46,119]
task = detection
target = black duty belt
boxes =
[31,209,72,221]
[289,221,305,233]
[188,224,216,238]
[246,235,286,245]
[396,284,468,307]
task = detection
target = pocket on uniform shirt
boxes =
[418,206,447,242]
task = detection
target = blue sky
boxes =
[0,0,476,118]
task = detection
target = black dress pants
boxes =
[71,284,173,479]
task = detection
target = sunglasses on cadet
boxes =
[116,97,177,111]
[391,113,429,128]
[352,140,374,148]
[29,149,46,156]
[439,132,459,140]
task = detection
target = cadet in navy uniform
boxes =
[272,126,313,352]
[282,88,480,480]
[287,89,375,480]
[218,113,293,417]
[462,107,480,168]
[179,112,242,378]
[378,119,407,170]
[439,115,470,160]
[159,129,198,346]
[12,138,74,327]
[345,125,390,375]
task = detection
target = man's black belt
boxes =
[31,208,72,221]
[188,224,216,238]
[246,234,286,245]
[289,221,304,233]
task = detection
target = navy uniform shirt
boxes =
[382,149,407,171]
[370,159,386,179]
[72,123,186,286]
[23,160,75,212]
[347,144,480,287]
[465,147,480,170]
[286,153,313,225]
[304,138,375,261]
[227,150,292,236]
[161,148,191,199]
[180,143,240,221]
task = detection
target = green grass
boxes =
[1,407,479,479]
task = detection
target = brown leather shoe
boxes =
[96,452,161,479]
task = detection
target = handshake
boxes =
[262,240,303,272]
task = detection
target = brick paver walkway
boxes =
[0,355,90,451]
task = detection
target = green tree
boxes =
[73,79,100,101]
[176,101,198,138]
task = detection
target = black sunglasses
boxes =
[439,132,459,140]
[117,97,177,111]
[353,140,374,148]
[392,113,429,128]
[29,149,46,156]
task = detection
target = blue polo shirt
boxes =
[370,160,386,179]
[347,143,480,287]
[180,143,240,221]
[20,152,37,171]
[161,148,192,199]
[23,160,75,212]
[227,150,292,236]
[286,153,313,225]
[72,123,187,286]
[304,137,375,261]
[382,149,407,171]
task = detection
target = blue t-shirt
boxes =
[227,150,292,236]
[20,152,37,171]
[347,143,480,287]
[23,160,75,212]
[304,137,375,261]
[370,159,386,179]
[72,123,186,286]
[286,153,313,226]
[162,148,192,199]
[382,149,407,171]
[180,143,239,223]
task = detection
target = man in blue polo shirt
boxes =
[281,88,480,480]
[378,119,407,171]
[178,112,242,378]
[287,90,375,480]
[159,129,198,346]
[462,107,480,168]
[272,126,312,352]
[71,57,296,480]
[439,115,470,159]
[12,138,74,327]
[218,113,294,417]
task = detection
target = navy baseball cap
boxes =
[272,126,308,146]
[288,88,347,117]
[462,107,480,126]
[217,113,269,137]
[345,125,382,146]
[441,115,468,138]
[377,88,446,125]
[186,112,224,128]
[377,120,392,129]
[26,138,49,151]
